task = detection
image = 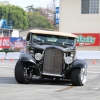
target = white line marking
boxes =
[0,63,15,66]
[93,88,99,90]
[0,66,14,68]
[87,71,100,74]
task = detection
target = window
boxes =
[81,0,99,14]
[32,34,75,46]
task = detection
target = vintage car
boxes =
[15,30,87,86]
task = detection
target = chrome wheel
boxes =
[15,60,33,84]
[24,67,33,81]
[71,68,87,86]
[80,68,87,85]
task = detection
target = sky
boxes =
[0,0,59,9]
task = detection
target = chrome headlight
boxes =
[30,50,33,54]
[35,53,43,61]
[64,54,72,64]
[71,52,74,57]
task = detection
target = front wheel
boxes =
[15,60,33,84]
[71,68,87,86]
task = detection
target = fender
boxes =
[19,53,37,66]
[71,59,88,69]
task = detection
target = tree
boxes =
[26,5,38,12]
[37,1,56,26]
[37,7,54,26]
[27,12,53,29]
[37,0,59,30]
[0,5,28,29]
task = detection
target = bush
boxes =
[0,50,14,53]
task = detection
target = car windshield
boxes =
[32,33,75,46]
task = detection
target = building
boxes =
[59,0,100,51]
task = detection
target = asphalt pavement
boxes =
[0,60,100,100]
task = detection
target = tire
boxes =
[71,68,87,86]
[15,60,32,84]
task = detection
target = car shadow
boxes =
[0,77,72,86]
[30,78,72,86]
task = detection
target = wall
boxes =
[76,46,100,51]
[59,0,100,33]
[59,0,100,51]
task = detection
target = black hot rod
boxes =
[15,30,87,86]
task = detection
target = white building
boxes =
[59,0,100,51]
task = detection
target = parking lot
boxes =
[0,60,100,100]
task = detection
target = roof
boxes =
[29,30,77,38]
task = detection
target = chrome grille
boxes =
[43,48,63,74]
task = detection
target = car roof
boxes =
[29,30,77,38]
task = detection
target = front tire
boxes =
[71,68,87,86]
[15,60,33,84]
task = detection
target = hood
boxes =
[31,44,75,52]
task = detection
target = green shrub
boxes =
[0,50,14,53]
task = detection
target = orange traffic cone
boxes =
[1,57,4,61]
[92,59,96,64]
[10,58,13,62]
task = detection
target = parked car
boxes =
[15,30,87,86]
